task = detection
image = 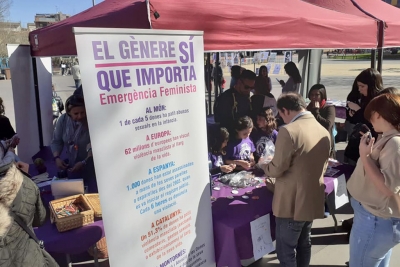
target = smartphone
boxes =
[367,132,372,143]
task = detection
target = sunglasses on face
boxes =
[240,79,254,90]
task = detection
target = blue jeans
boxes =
[275,217,313,267]
[350,198,400,267]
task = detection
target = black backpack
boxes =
[213,90,229,123]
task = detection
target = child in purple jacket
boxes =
[208,127,236,175]
[224,116,256,170]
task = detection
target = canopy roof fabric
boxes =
[304,0,400,48]
[29,0,378,57]
[29,0,150,57]
[303,0,372,18]
[149,0,377,51]
[355,0,400,48]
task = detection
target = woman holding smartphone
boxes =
[279,62,302,94]
[347,93,400,267]
[344,68,383,165]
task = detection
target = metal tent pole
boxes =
[377,21,385,74]
[206,53,212,115]
[214,53,220,99]
[32,58,44,149]
[370,50,376,69]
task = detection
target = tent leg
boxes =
[377,21,385,74]
[206,53,212,115]
[298,50,310,99]
[214,53,220,99]
[370,50,376,69]
[31,58,44,149]
[308,49,323,91]
[377,49,383,74]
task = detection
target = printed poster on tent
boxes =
[74,27,215,267]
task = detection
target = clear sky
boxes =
[7,0,105,27]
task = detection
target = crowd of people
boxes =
[209,62,400,267]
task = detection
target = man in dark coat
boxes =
[214,69,256,133]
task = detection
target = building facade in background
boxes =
[27,23,36,32]
[34,13,70,29]
[0,22,22,32]
[383,0,400,7]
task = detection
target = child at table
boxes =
[251,107,278,162]
[208,127,236,175]
[224,116,256,170]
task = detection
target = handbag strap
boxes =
[9,211,44,249]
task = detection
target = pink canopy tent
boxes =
[303,0,372,18]
[304,0,400,72]
[29,0,150,57]
[354,0,400,48]
[29,0,378,57]
[304,0,400,48]
[149,0,378,51]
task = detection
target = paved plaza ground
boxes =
[1,57,400,266]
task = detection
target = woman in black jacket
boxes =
[0,97,17,142]
[345,80,361,139]
[344,68,383,165]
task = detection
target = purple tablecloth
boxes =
[30,147,105,256]
[211,178,274,267]
[324,164,355,195]
[34,219,104,255]
[335,106,347,120]
[212,164,355,267]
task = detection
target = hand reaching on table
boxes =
[236,160,252,170]
[55,158,68,170]
[69,161,84,173]
[220,165,234,173]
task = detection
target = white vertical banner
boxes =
[35,57,54,146]
[74,28,215,267]
[7,44,40,162]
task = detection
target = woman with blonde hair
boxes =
[347,93,400,267]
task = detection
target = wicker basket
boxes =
[49,194,94,232]
[88,237,109,259]
[85,193,102,218]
